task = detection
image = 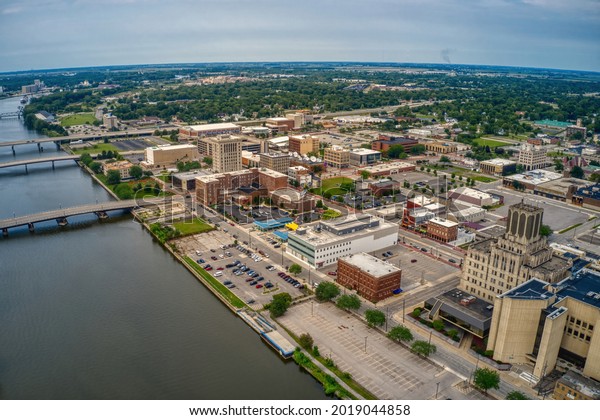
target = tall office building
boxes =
[518,144,548,170]
[202,135,242,173]
[460,202,571,303]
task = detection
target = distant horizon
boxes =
[1,60,599,76]
[1,1,598,74]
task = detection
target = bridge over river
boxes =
[0,155,81,172]
[0,198,167,236]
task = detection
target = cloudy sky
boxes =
[0,0,598,72]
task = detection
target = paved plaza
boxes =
[280,300,485,400]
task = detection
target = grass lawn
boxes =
[322,209,342,220]
[184,257,246,309]
[311,176,354,196]
[72,143,120,155]
[471,175,496,183]
[60,113,98,127]
[173,218,214,235]
[474,138,512,148]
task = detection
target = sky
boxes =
[0,0,599,73]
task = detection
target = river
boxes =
[0,96,325,399]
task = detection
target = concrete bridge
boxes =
[0,155,81,173]
[0,127,172,154]
[0,198,167,236]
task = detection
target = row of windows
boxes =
[565,327,592,342]
[568,316,594,331]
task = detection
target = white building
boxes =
[180,123,241,137]
[518,144,548,170]
[448,206,487,223]
[286,214,398,268]
[349,148,382,166]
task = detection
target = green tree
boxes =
[365,309,386,328]
[203,156,213,166]
[539,224,553,237]
[106,169,121,185]
[506,391,529,400]
[387,144,406,159]
[410,144,426,155]
[473,368,500,393]
[440,155,451,163]
[80,152,93,166]
[360,170,370,180]
[555,160,564,172]
[411,340,437,357]
[590,172,600,182]
[387,325,414,343]
[129,165,143,180]
[299,333,314,350]
[315,281,340,302]
[269,292,292,318]
[289,263,302,276]
[336,294,361,311]
[89,161,102,174]
[432,319,444,331]
[570,165,584,179]
[114,183,134,199]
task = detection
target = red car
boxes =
[217,267,224,271]
[328,271,337,276]
[255,284,263,289]
[205,266,213,271]
[229,223,235,226]
[211,256,218,261]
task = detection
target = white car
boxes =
[195,250,202,256]
[219,254,224,259]
[214,271,223,277]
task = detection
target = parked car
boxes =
[214,271,223,277]
[328,271,337,276]
[256,276,264,282]
[246,299,255,304]
[245,278,254,282]
[226,284,236,289]
[250,281,257,286]
[411,259,417,263]
[197,258,205,264]
[255,284,263,289]
[449,258,457,264]
[265,282,273,289]
[211,256,218,261]
[223,280,232,285]
[210,249,216,253]
[218,254,224,259]
[421,248,428,252]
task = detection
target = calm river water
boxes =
[0,96,325,399]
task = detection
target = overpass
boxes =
[0,198,168,236]
[0,127,173,153]
[0,155,81,173]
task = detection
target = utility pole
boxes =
[402,298,406,323]
[435,382,440,400]
[385,306,389,332]
[364,336,368,353]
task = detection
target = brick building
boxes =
[337,253,402,302]
[289,134,320,156]
[371,135,418,152]
[426,217,458,243]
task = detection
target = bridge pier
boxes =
[12,145,15,155]
[56,217,68,227]
[2,228,7,237]
[24,164,28,174]
[52,161,55,170]
[37,143,42,152]
[95,211,108,220]
[28,223,35,233]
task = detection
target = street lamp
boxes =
[435,382,440,400]
[364,336,368,353]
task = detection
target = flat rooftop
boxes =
[340,253,400,277]
[481,158,515,166]
[429,288,494,332]
[557,370,600,399]
[147,143,196,151]
[184,122,240,131]
[505,170,562,186]
[450,186,494,200]
[501,278,552,300]
[429,217,458,228]
[350,148,381,156]
[556,268,600,309]
[363,161,415,172]
[290,215,397,246]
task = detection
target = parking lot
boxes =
[483,187,590,231]
[175,231,304,309]
[280,300,468,400]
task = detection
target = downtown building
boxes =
[518,143,548,170]
[195,167,287,207]
[286,214,398,269]
[425,202,571,339]
[199,135,242,173]
[337,253,402,303]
